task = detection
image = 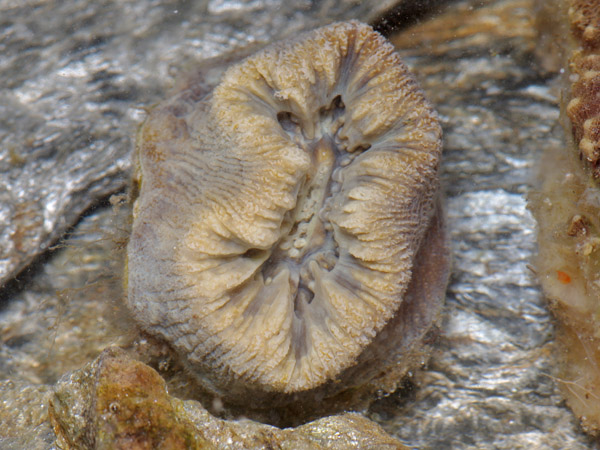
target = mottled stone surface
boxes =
[49,348,406,450]
[370,0,600,448]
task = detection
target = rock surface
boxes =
[49,348,406,450]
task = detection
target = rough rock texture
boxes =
[371,0,600,448]
[49,348,407,450]
[127,20,448,409]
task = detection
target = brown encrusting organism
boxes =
[126,21,448,409]
[48,348,409,449]
[566,1,600,176]
[533,0,600,436]
[569,0,600,47]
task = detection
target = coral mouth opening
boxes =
[266,94,368,315]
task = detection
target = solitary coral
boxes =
[127,21,448,406]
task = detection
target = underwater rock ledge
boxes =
[49,347,407,450]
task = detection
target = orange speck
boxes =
[557,270,572,284]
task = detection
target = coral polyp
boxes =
[127,21,448,406]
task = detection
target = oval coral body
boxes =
[127,21,446,404]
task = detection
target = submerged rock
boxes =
[49,347,406,449]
